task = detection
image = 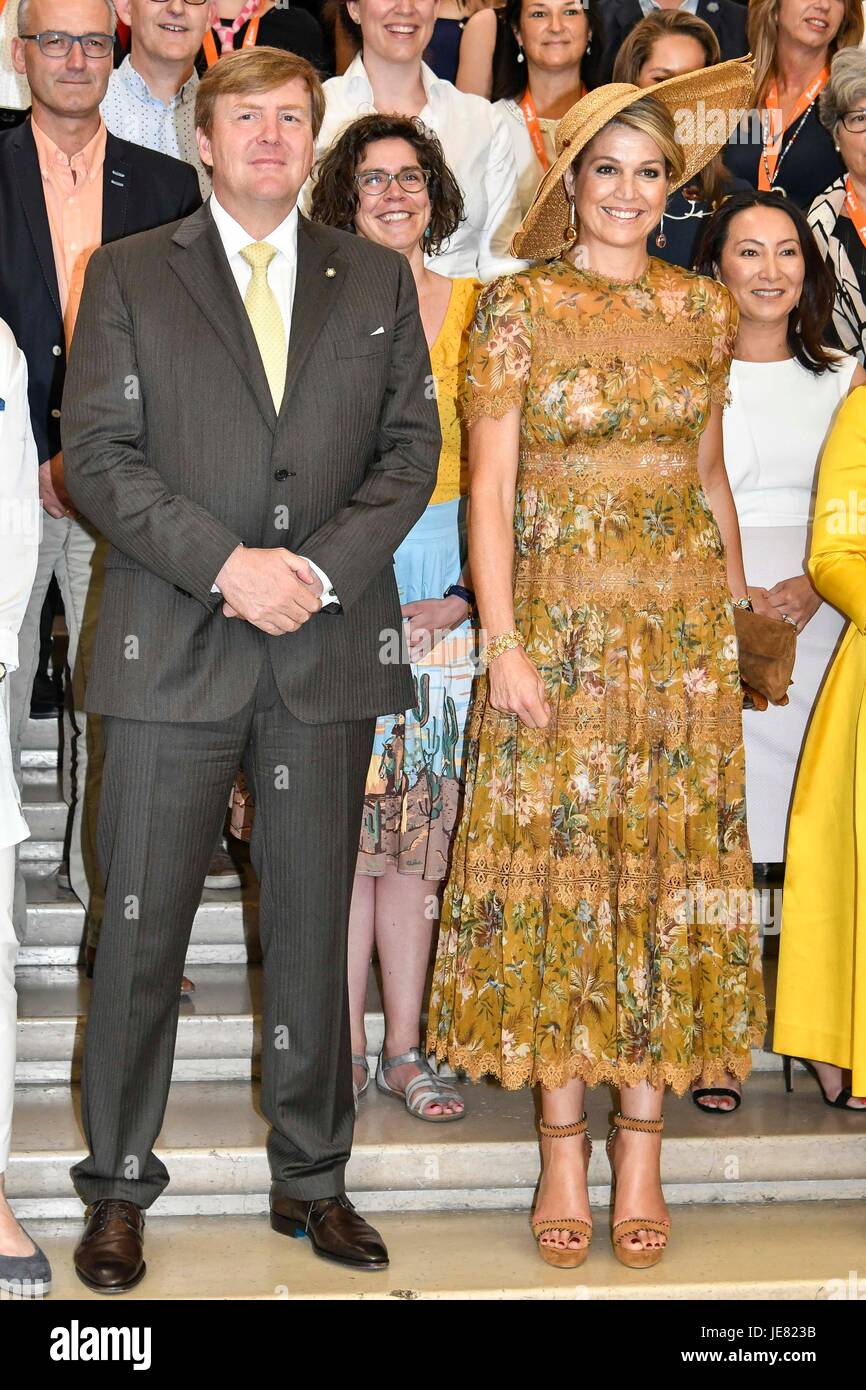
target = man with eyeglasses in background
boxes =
[0,0,202,1028]
[102,0,211,197]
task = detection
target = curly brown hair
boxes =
[309,114,465,257]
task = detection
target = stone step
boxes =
[22,749,59,786]
[19,871,257,968]
[20,782,66,861]
[14,965,383,1083]
[12,1200,865,1300]
[6,1074,866,1222]
[22,717,64,751]
[13,962,783,1084]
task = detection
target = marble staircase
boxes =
[9,717,866,1300]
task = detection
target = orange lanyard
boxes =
[203,8,262,68]
[759,68,829,191]
[844,174,866,249]
[519,86,584,173]
[519,88,551,172]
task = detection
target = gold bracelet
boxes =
[483,630,525,667]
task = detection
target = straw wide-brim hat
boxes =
[512,56,755,261]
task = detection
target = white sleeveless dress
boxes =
[724,354,858,862]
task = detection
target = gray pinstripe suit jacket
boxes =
[62,201,441,724]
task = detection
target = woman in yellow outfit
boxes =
[776,388,866,1109]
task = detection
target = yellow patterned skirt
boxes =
[426,448,767,1094]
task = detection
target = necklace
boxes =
[759,68,829,192]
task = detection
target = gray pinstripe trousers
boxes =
[70,656,374,1207]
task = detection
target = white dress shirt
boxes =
[311,54,526,282]
[101,57,210,198]
[208,194,338,607]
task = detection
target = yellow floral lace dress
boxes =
[426,256,767,1094]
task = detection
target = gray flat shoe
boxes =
[352,1054,370,1114]
[376,1047,466,1123]
[0,1230,52,1297]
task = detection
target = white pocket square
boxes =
[370,325,385,335]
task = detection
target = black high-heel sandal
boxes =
[690,1080,741,1114]
[783,1056,866,1111]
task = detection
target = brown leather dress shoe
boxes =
[74,1200,146,1294]
[270,1191,389,1271]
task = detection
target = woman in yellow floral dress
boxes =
[426,63,768,1268]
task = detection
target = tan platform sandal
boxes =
[606,1112,670,1269]
[531,1115,593,1269]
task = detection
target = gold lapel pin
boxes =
[325,266,336,277]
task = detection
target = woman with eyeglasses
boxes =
[313,0,524,281]
[724,0,863,209]
[809,49,866,365]
[311,115,477,1122]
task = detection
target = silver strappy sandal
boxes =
[375,1047,466,1123]
[352,1054,370,1114]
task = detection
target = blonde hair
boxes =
[749,0,864,107]
[574,96,686,186]
[195,46,326,141]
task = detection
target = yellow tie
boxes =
[239,241,287,409]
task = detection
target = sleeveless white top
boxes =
[724,355,859,527]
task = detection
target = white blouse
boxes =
[313,54,526,282]
[724,355,859,527]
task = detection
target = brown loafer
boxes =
[74,1200,146,1294]
[270,1190,389,1271]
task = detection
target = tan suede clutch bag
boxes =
[734,607,796,707]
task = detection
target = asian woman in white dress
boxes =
[694,190,866,1112]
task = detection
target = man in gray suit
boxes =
[62,46,440,1293]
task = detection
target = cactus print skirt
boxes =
[357,497,478,880]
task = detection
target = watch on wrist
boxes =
[443,583,475,608]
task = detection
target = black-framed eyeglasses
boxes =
[354,167,430,196]
[21,32,114,58]
[841,109,866,133]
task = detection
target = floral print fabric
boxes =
[426,256,767,1094]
